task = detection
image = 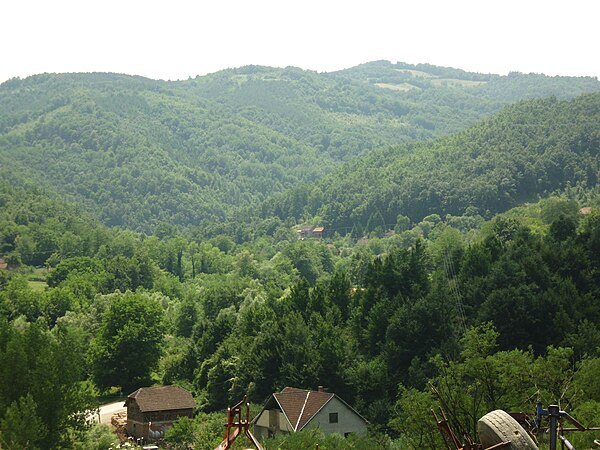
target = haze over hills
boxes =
[1,61,599,232]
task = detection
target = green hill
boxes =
[334,60,600,102]
[263,93,600,232]
[1,63,598,232]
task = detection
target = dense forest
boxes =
[0,63,600,449]
[1,179,600,449]
[1,63,599,232]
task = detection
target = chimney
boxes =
[318,386,324,392]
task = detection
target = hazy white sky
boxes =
[1,0,598,83]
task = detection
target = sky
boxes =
[1,0,599,84]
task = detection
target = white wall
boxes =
[253,408,293,439]
[307,397,367,436]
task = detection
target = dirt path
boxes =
[96,400,127,424]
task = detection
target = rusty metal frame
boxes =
[432,407,510,450]
[215,396,264,450]
[432,399,600,450]
[431,386,511,450]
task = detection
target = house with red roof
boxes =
[252,387,368,439]
[125,386,195,441]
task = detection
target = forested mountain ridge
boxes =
[333,60,600,102]
[0,73,331,230]
[1,63,599,232]
[264,93,600,233]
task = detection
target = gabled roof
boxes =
[269,387,334,431]
[255,387,369,432]
[259,387,368,432]
[125,386,195,412]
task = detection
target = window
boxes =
[329,412,338,424]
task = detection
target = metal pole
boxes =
[549,405,560,450]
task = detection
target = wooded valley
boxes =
[0,62,599,449]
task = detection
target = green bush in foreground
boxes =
[261,428,400,450]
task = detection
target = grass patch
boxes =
[431,78,487,88]
[28,280,47,292]
[30,267,49,279]
[375,82,420,92]
[26,267,48,292]
[231,74,249,86]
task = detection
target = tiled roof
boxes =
[274,387,334,431]
[125,386,195,412]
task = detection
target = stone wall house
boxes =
[125,386,195,441]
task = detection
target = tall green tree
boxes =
[0,394,47,450]
[89,291,165,391]
[0,319,95,449]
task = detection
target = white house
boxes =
[253,387,368,439]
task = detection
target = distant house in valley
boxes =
[0,259,7,270]
[297,226,325,240]
[253,387,368,439]
[125,386,195,441]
